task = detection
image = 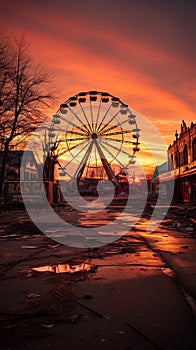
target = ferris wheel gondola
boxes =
[48,91,140,189]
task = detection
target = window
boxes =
[175,151,180,168]
[193,139,196,161]
[171,154,174,170]
[183,145,188,165]
[180,152,183,166]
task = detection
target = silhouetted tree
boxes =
[0,33,55,198]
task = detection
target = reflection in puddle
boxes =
[32,262,92,274]
[79,219,110,226]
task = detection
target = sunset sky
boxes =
[1,0,196,171]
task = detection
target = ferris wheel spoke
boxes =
[79,103,93,133]
[65,136,89,142]
[63,140,90,167]
[95,100,102,132]
[99,141,125,168]
[86,150,92,177]
[57,139,89,157]
[96,104,112,133]
[66,130,88,137]
[94,139,118,186]
[100,139,131,157]
[60,115,88,135]
[90,100,94,131]
[94,144,98,176]
[91,142,100,177]
[103,137,136,145]
[74,141,94,180]
[98,110,122,135]
[68,106,90,134]
[104,130,131,137]
[100,118,129,135]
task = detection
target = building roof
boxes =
[151,161,167,183]
[169,121,196,148]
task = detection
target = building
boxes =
[0,150,59,205]
[151,161,168,197]
[152,121,196,202]
[0,150,39,181]
[0,150,39,203]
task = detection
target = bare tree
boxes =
[0,33,56,198]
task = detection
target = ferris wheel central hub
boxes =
[91,132,98,139]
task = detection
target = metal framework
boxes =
[48,91,140,189]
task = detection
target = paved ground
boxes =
[0,202,196,349]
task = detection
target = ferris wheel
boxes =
[48,91,140,189]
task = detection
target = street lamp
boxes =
[175,130,181,201]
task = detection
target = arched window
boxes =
[171,154,174,170]
[175,151,180,168]
[183,145,188,165]
[193,139,196,161]
[181,153,183,165]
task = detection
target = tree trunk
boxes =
[0,143,9,200]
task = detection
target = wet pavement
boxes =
[0,203,196,349]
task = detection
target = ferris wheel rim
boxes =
[49,91,140,181]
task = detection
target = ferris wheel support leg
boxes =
[71,141,93,184]
[94,140,119,188]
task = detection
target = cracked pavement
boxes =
[0,203,196,349]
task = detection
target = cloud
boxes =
[0,0,195,148]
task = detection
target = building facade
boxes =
[0,150,39,181]
[0,151,39,203]
[152,121,196,202]
[0,150,59,205]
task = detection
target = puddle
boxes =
[32,262,93,274]
[79,220,110,226]
[22,245,38,249]
[161,267,175,278]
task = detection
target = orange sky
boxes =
[1,0,196,173]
